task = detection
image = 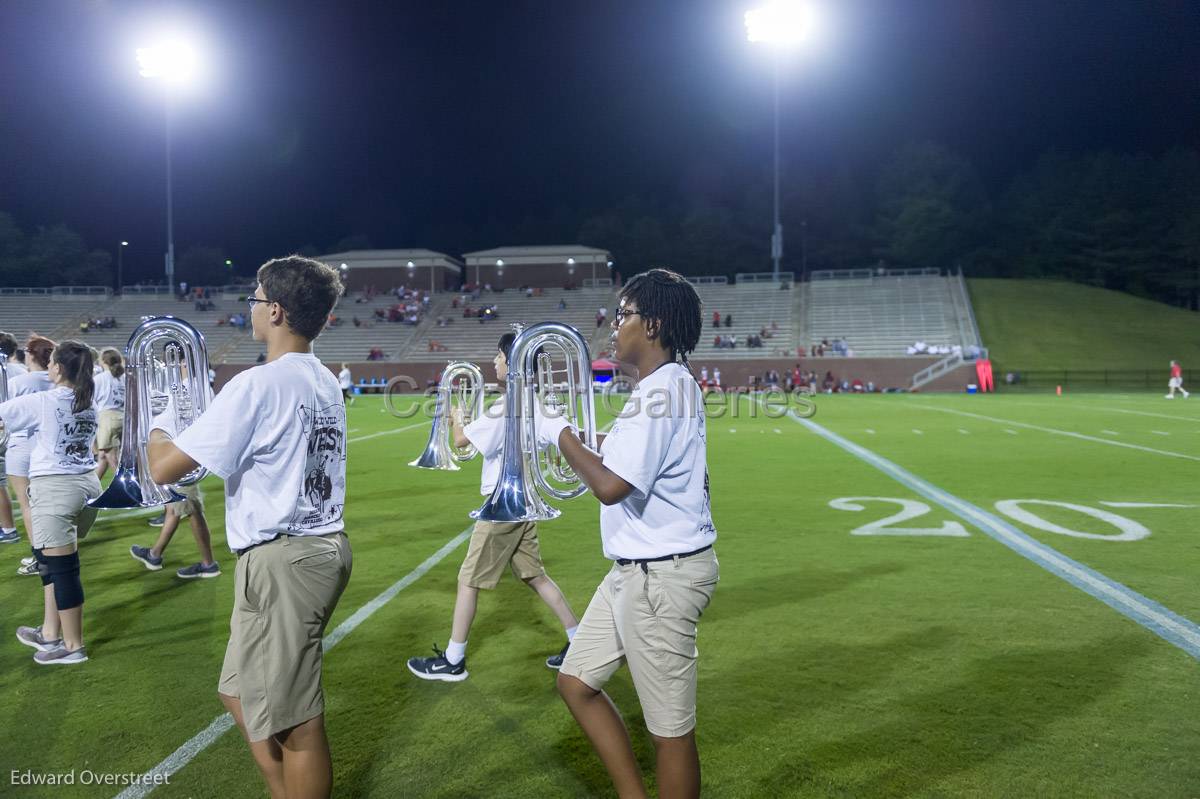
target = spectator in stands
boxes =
[596,306,607,328]
[851,378,865,393]
[822,371,835,393]
[712,310,721,328]
[725,314,733,328]
[558,298,567,311]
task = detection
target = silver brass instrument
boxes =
[0,353,9,448]
[471,321,597,522]
[89,316,213,509]
[409,361,486,471]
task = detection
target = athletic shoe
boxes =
[148,514,165,527]
[1165,395,1174,399]
[177,561,221,579]
[20,556,35,567]
[34,645,88,665]
[16,560,38,576]
[0,530,20,544]
[130,545,164,571]
[16,625,63,652]
[407,645,468,682]
[546,641,570,670]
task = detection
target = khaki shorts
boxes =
[6,438,30,479]
[220,532,352,742]
[28,472,101,550]
[458,520,545,589]
[96,409,124,451]
[560,548,718,738]
[168,482,203,519]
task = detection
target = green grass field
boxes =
[968,277,1200,371]
[2,390,1199,798]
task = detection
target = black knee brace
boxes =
[33,548,52,587]
[43,552,84,610]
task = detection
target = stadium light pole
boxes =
[745,1,817,281]
[117,241,128,294]
[137,36,200,293]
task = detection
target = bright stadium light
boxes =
[745,0,822,280]
[136,37,202,86]
[745,1,819,48]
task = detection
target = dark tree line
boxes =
[4,142,1199,309]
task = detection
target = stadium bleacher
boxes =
[803,269,980,357]
[693,281,799,360]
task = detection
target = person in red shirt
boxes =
[1166,360,1189,399]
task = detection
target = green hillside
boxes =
[968,278,1200,371]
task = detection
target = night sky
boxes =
[2,0,1197,282]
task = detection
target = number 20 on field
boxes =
[827,498,1194,541]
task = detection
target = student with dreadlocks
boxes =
[545,268,719,799]
[2,341,100,665]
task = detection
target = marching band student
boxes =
[407,331,580,682]
[5,341,101,665]
[338,362,355,405]
[129,476,219,579]
[147,256,351,799]
[550,268,718,799]
[93,348,126,479]
[7,336,57,573]
[0,331,23,544]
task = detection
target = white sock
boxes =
[565,625,578,641]
[445,639,467,665]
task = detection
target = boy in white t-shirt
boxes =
[338,363,355,405]
[551,268,718,799]
[147,256,351,799]
[407,331,580,682]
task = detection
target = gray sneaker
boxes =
[20,556,35,567]
[34,645,88,665]
[16,560,38,576]
[130,545,164,571]
[16,625,64,652]
[0,530,20,544]
[177,561,221,579]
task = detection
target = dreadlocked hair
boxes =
[619,268,702,366]
[53,340,95,414]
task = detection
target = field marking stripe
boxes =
[114,523,473,799]
[1006,401,1200,424]
[349,420,430,444]
[915,406,1200,463]
[779,408,1200,661]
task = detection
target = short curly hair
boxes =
[257,256,345,341]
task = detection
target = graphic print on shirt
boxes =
[289,402,347,531]
[54,408,97,466]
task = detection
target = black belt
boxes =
[616,544,712,572]
[235,531,345,558]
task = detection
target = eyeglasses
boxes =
[246,296,273,311]
[613,309,641,324]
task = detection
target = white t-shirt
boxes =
[338,368,352,389]
[464,396,562,496]
[6,370,54,445]
[170,353,347,552]
[0,386,98,477]
[598,362,716,560]
[94,370,126,412]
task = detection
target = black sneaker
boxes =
[546,641,570,670]
[407,644,468,682]
[148,514,165,528]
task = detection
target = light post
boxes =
[117,241,128,293]
[137,37,200,292]
[745,1,816,280]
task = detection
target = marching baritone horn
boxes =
[89,316,213,509]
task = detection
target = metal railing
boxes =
[0,286,111,297]
[810,268,942,281]
[737,272,795,284]
[581,278,613,288]
[995,368,1161,391]
[685,276,729,285]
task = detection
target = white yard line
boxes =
[915,406,1200,463]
